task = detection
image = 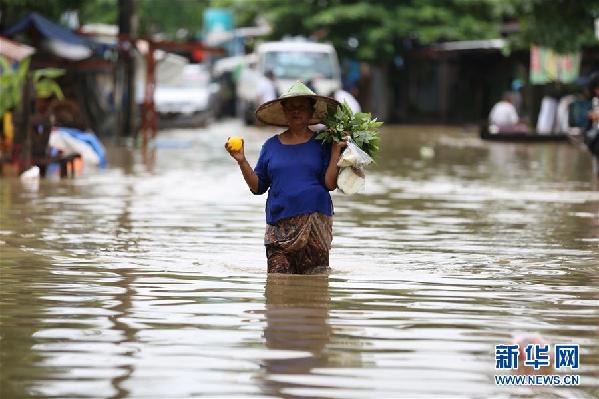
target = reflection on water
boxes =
[0,121,598,398]
[260,274,334,398]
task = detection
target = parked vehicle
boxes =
[212,54,257,119]
[236,39,341,124]
[154,64,220,126]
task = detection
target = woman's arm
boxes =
[225,138,260,193]
[237,158,260,193]
[324,139,348,191]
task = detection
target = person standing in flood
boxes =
[225,82,345,273]
[584,72,599,177]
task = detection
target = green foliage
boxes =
[212,0,598,59]
[1,0,86,26]
[2,0,595,58]
[308,2,397,61]
[316,101,382,158]
[213,0,508,61]
[1,0,208,39]
[33,69,66,100]
[0,57,64,116]
[395,1,502,43]
[0,56,29,116]
[137,0,209,37]
[505,0,599,54]
[78,0,118,25]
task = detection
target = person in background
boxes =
[225,82,346,274]
[583,72,599,176]
[256,70,277,107]
[568,79,592,132]
[356,63,371,111]
[254,70,278,126]
[329,86,361,113]
[536,85,561,134]
[305,78,317,94]
[510,78,524,116]
[488,92,528,133]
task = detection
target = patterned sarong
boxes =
[264,212,333,274]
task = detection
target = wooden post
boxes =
[140,41,157,147]
[117,0,137,139]
[439,55,449,124]
[18,75,34,173]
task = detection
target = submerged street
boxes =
[1,120,598,398]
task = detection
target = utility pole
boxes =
[117,0,137,139]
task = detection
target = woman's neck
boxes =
[287,126,311,137]
[279,126,312,145]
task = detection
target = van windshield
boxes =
[263,51,335,80]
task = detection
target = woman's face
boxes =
[283,98,313,128]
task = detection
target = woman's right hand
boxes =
[224,137,246,163]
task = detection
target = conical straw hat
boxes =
[255,81,340,127]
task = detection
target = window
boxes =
[263,51,334,80]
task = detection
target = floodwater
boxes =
[1,120,598,398]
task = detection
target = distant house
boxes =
[2,12,117,137]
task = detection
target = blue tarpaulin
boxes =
[57,127,107,168]
[2,12,109,58]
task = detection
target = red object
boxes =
[192,48,204,62]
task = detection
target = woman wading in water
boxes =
[225,82,346,273]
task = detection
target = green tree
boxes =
[507,0,599,54]
[0,0,209,39]
[212,0,509,61]
[2,0,595,55]
[213,0,598,60]
[136,0,209,37]
[1,0,81,28]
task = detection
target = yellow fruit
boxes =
[228,136,243,152]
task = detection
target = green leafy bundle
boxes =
[316,100,382,158]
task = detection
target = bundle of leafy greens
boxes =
[316,101,382,158]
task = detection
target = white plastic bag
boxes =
[335,138,371,194]
[337,138,373,168]
[337,166,365,194]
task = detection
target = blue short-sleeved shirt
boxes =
[253,133,333,225]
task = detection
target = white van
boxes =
[237,39,341,123]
